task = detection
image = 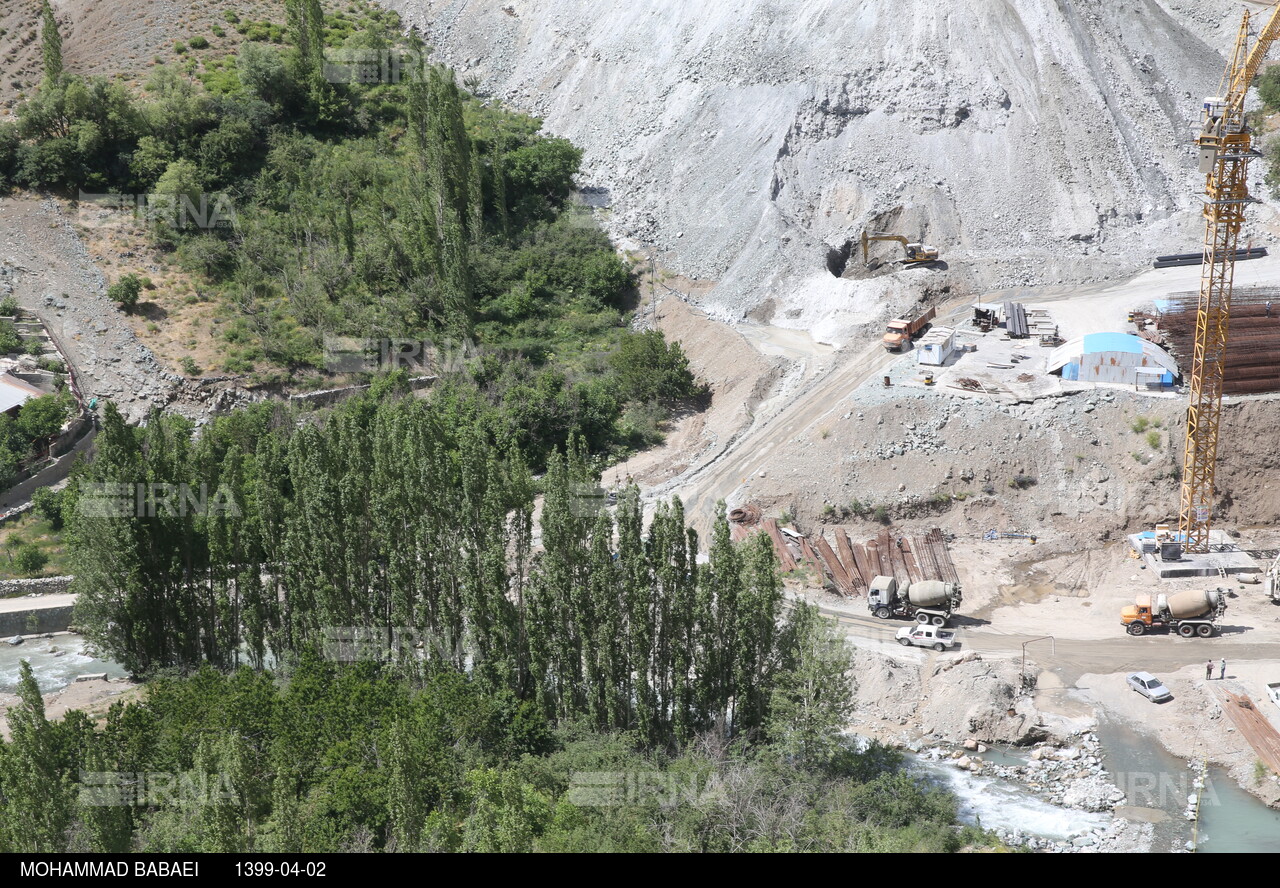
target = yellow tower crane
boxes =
[1178,4,1280,554]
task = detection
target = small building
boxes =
[0,371,45,417]
[916,326,956,366]
[1046,333,1178,387]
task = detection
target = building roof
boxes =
[918,326,955,346]
[1045,333,1179,376]
[0,372,45,414]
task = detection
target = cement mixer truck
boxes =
[1121,588,1227,638]
[868,576,962,627]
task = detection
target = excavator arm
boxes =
[861,231,908,263]
[860,231,939,265]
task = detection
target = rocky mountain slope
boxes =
[381,0,1252,341]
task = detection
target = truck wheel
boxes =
[932,643,945,652]
[916,612,931,624]
[1127,622,1146,636]
[1196,624,1214,638]
[1178,624,1195,638]
[898,637,911,647]
[875,607,891,620]
[930,615,946,627]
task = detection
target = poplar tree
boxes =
[40,0,62,83]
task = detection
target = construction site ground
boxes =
[619,257,1280,822]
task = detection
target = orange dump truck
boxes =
[881,306,937,351]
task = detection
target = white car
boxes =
[896,625,958,652]
[1126,672,1172,702]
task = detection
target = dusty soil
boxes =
[0,194,257,423]
[0,0,287,112]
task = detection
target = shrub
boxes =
[174,42,188,54]
[873,505,890,525]
[981,484,996,496]
[12,543,48,576]
[223,10,241,24]
[609,330,704,406]
[180,356,201,376]
[1131,416,1150,433]
[188,36,210,50]
[1145,430,1161,449]
[0,320,22,353]
[1008,474,1037,490]
[0,295,17,316]
[1260,66,1280,113]
[107,273,143,311]
[32,487,63,530]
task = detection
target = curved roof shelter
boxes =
[1045,333,1178,385]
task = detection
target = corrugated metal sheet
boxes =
[1046,333,1179,380]
[0,373,43,414]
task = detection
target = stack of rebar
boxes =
[1216,690,1280,776]
[1157,287,1280,394]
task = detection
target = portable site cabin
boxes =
[916,326,956,366]
[1045,333,1178,387]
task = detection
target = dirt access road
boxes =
[819,604,1280,686]
[628,294,972,537]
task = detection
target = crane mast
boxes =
[1178,5,1280,554]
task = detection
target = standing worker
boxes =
[1206,660,1213,681]
[1220,658,1227,680]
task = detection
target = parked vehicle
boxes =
[1126,672,1173,702]
[1121,588,1226,638]
[896,625,958,652]
[869,575,962,626]
[1267,681,1280,710]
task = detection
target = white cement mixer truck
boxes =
[1120,588,1227,638]
[868,576,962,627]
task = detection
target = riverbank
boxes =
[0,632,136,740]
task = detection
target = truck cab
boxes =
[1120,595,1154,635]
[882,321,910,350]
[868,576,899,616]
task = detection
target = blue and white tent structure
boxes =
[1045,333,1178,387]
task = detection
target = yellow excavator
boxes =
[861,230,940,266]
